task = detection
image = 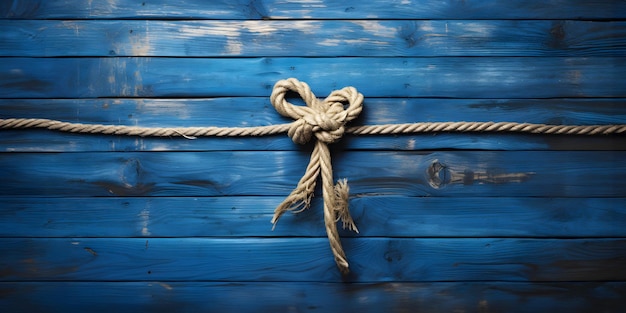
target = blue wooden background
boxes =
[1,1,626,312]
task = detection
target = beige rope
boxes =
[348,122,626,136]
[2,77,625,274]
[3,116,625,138]
[270,78,363,274]
[0,118,291,137]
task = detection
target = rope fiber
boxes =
[2,78,625,274]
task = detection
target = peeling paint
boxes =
[318,38,388,47]
[352,21,396,38]
[129,21,151,56]
[225,37,243,54]
[139,204,151,236]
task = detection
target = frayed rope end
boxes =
[271,188,314,230]
[334,178,359,234]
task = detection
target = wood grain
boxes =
[1,151,624,197]
[1,57,624,98]
[4,98,624,126]
[2,0,624,19]
[2,98,625,152]
[4,130,624,152]
[1,0,625,310]
[2,20,624,57]
[1,282,625,313]
[1,237,625,282]
[1,197,624,238]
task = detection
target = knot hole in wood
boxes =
[427,160,451,189]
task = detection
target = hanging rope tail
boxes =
[2,78,626,274]
[269,78,363,274]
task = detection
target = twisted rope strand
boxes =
[317,141,350,274]
[2,78,625,274]
[3,119,625,138]
[347,122,626,136]
[0,118,292,137]
[271,141,321,227]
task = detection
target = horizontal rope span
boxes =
[349,122,626,136]
[2,78,625,275]
[2,118,625,137]
[0,118,292,139]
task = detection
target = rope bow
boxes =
[270,78,363,274]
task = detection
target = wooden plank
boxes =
[1,282,625,313]
[1,237,625,282]
[2,98,625,152]
[0,151,624,197]
[4,130,624,152]
[1,57,624,98]
[2,20,624,57]
[3,130,625,152]
[2,0,625,19]
[3,98,625,126]
[1,197,625,238]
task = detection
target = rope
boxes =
[0,118,292,138]
[2,77,625,274]
[270,78,363,274]
[348,122,626,136]
[4,116,625,139]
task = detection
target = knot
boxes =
[269,78,363,274]
[271,78,363,144]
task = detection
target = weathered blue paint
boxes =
[1,57,625,98]
[1,197,625,238]
[0,151,624,197]
[1,0,625,312]
[2,20,625,57]
[1,237,625,282]
[1,282,624,313]
[1,0,624,19]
